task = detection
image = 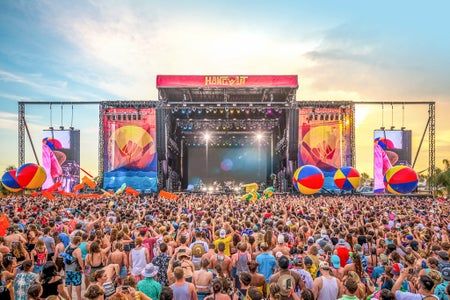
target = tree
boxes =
[430,159,450,197]
[360,172,370,186]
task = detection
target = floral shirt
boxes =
[14,272,38,300]
[152,253,170,286]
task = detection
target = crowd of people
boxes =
[0,193,448,300]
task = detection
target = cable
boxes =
[49,104,53,128]
[402,103,405,128]
[381,103,384,128]
[60,105,63,127]
[71,104,74,128]
[391,103,394,128]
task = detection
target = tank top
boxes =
[79,242,88,260]
[171,282,191,300]
[131,247,147,276]
[317,276,338,300]
[236,253,249,275]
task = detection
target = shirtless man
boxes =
[272,234,291,257]
[108,242,129,282]
[210,242,232,277]
[193,258,213,299]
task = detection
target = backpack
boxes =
[192,242,206,258]
[61,246,77,265]
[277,270,296,297]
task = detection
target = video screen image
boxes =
[42,130,80,192]
[187,146,268,187]
[373,130,412,192]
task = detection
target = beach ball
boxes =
[16,163,47,189]
[384,165,418,194]
[1,169,22,192]
[293,165,324,194]
[263,187,274,198]
[334,167,361,190]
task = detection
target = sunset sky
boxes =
[0,1,449,177]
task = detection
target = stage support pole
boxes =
[18,102,25,166]
[22,115,40,165]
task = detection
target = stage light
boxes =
[256,132,263,141]
[203,132,211,141]
[208,186,213,192]
[201,187,207,192]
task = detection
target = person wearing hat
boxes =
[212,225,234,257]
[312,261,341,300]
[272,234,290,257]
[335,239,350,268]
[137,263,162,300]
[434,267,449,300]
[330,255,344,281]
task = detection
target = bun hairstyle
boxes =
[211,278,223,293]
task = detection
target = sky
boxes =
[0,0,449,177]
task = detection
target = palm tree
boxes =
[360,172,370,186]
[430,159,450,197]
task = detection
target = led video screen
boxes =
[373,130,412,192]
[42,129,80,192]
[187,146,268,187]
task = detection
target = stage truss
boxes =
[17,100,436,194]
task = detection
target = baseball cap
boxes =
[319,261,330,270]
[277,234,285,244]
[219,229,226,238]
[405,234,414,241]
[391,263,403,275]
[307,236,315,244]
[441,267,450,281]
[338,238,347,246]
[330,255,340,269]
[437,250,449,261]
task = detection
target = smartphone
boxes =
[286,278,292,289]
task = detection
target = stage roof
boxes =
[156,75,298,103]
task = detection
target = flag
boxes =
[159,190,178,200]
[82,176,97,189]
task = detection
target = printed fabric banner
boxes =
[103,108,157,192]
[298,107,352,190]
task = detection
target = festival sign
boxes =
[103,108,157,192]
[156,75,298,88]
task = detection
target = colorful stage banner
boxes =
[103,108,157,192]
[298,107,352,190]
[156,75,298,88]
